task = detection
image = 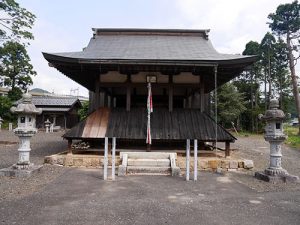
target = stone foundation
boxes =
[44,152,253,171]
[0,164,43,178]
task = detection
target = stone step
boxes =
[120,152,172,159]
[127,166,171,175]
[127,158,170,167]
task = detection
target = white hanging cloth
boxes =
[146,82,153,144]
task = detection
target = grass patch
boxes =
[285,126,300,149]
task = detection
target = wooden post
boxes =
[225,141,231,158]
[67,139,73,154]
[126,86,131,112]
[147,144,151,152]
[103,137,108,180]
[200,77,205,112]
[194,139,198,181]
[112,137,116,181]
[186,139,190,181]
[169,75,173,112]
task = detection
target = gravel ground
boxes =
[0,130,68,201]
[0,130,299,200]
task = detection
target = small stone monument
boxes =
[0,92,43,177]
[255,99,299,183]
[0,117,3,131]
[8,122,13,131]
[44,119,51,133]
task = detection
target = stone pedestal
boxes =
[0,164,43,178]
[255,99,299,183]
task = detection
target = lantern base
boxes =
[255,170,299,183]
[0,164,43,178]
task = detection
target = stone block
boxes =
[73,158,83,167]
[208,160,219,169]
[220,160,229,169]
[83,158,92,167]
[238,161,244,168]
[216,167,223,174]
[199,160,208,169]
[0,165,43,178]
[56,157,64,165]
[118,165,127,176]
[243,160,254,169]
[64,154,73,166]
[91,158,100,167]
[229,160,238,169]
[171,166,181,177]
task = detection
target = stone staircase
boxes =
[118,152,180,176]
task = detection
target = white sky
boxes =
[17,0,297,97]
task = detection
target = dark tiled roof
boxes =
[31,96,78,106]
[46,28,254,62]
[16,96,80,107]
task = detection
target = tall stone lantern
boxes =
[10,92,42,169]
[255,99,299,183]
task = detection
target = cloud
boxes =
[174,0,293,52]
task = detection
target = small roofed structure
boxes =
[43,28,256,149]
[17,96,82,129]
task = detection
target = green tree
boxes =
[0,41,36,100]
[235,41,263,132]
[0,95,13,120]
[268,0,300,134]
[78,101,89,121]
[260,32,276,108]
[214,83,246,128]
[0,0,35,43]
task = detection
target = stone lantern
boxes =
[44,119,51,133]
[10,92,42,169]
[255,99,299,183]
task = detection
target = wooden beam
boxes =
[67,139,73,154]
[98,82,200,88]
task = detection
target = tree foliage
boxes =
[214,83,246,128]
[0,41,36,96]
[0,0,35,43]
[268,0,300,134]
[78,101,89,121]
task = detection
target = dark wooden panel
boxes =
[64,107,236,142]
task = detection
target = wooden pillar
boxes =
[126,86,131,111]
[200,77,205,112]
[67,139,73,154]
[126,74,131,112]
[147,144,151,152]
[188,96,192,108]
[169,75,173,112]
[225,141,231,157]
[95,78,100,109]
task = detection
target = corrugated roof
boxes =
[64,108,236,142]
[50,31,252,61]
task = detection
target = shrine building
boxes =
[43,28,256,152]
